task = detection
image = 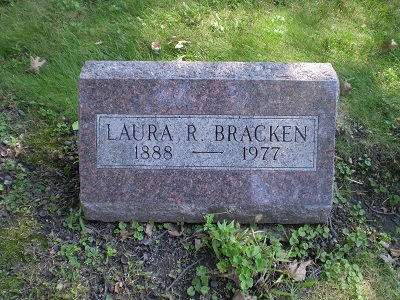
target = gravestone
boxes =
[78,61,339,223]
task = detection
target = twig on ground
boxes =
[365,202,399,216]
[347,178,363,185]
[142,230,168,245]
[328,214,338,239]
[103,273,107,298]
[309,266,323,278]
[167,258,204,291]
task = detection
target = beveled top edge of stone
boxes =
[79,61,338,82]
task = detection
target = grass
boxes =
[0,0,399,299]
[305,252,400,300]
[1,0,398,132]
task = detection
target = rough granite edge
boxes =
[79,61,339,82]
[82,202,332,224]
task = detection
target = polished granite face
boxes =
[79,61,339,223]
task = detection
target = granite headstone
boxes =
[78,61,339,223]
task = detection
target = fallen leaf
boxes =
[232,289,257,300]
[288,262,298,275]
[232,289,245,300]
[381,39,397,51]
[26,56,46,73]
[56,281,70,290]
[381,241,390,249]
[194,238,202,249]
[139,289,147,300]
[390,248,400,258]
[167,224,184,237]
[287,260,313,282]
[226,267,242,287]
[114,281,123,294]
[151,41,161,53]
[379,253,397,263]
[94,41,103,45]
[175,40,190,49]
[14,143,23,157]
[145,223,153,238]
[120,254,129,265]
[56,282,65,291]
[118,229,133,242]
[0,149,9,157]
[340,79,352,95]
[72,121,79,131]
[165,291,176,300]
[254,214,263,222]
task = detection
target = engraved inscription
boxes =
[97,115,318,170]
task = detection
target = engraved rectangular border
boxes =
[96,115,318,171]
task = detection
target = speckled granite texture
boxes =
[79,61,339,223]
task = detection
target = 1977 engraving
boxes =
[97,115,318,170]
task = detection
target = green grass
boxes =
[0,0,399,299]
[0,217,48,299]
[1,0,398,136]
[305,251,400,300]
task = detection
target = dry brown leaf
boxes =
[139,289,147,300]
[165,291,176,300]
[340,79,352,95]
[167,224,184,237]
[288,262,298,275]
[14,142,23,157]
[232,289,257,300]
[232,290,246,300]
[56,281,70,291]
[114,281,122,294]
[0,149,10,158]
[118,229,133,242]
[194,238,202,249]
[254,214,263,222]
[379,253,397,263]
[26,56,46,73]
[120,254,129,265]
[288,260,313,282]
[56,282,65,291]
[227,267,241,287]
[390,248,400,258]
[381,39,397,51]
[145,223,153,238]
[175,40,190,49]
[151,42,161,53]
